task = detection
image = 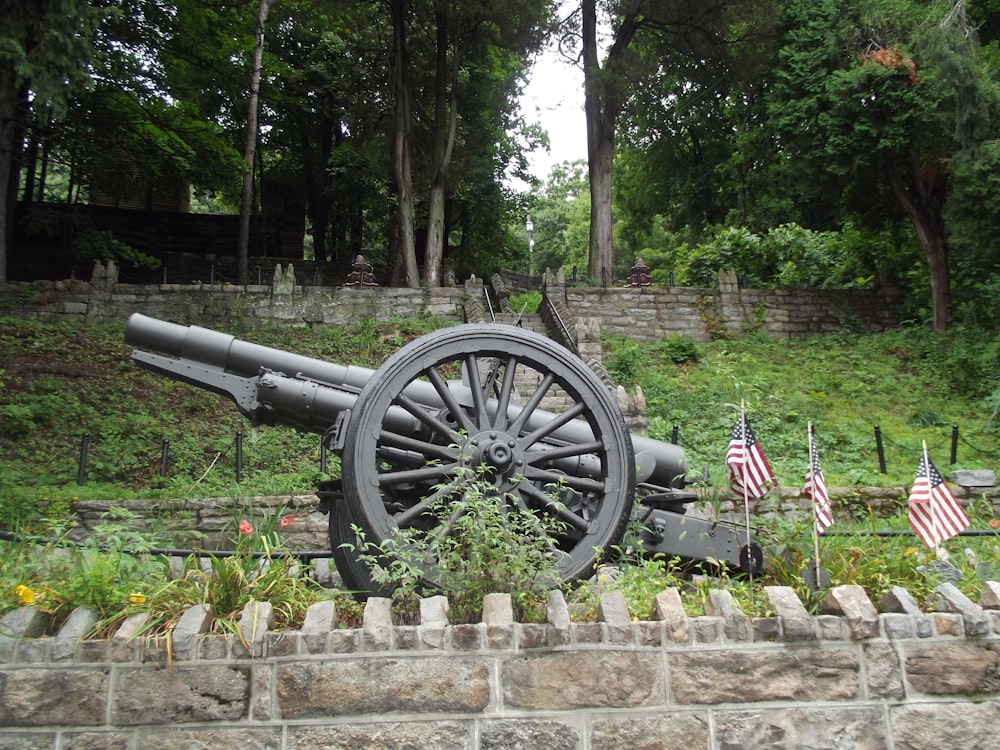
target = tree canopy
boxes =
[4,0,1000,332]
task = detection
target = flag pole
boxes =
[740,400,755,596]
[741,400,752,550]
[923,440,940,556]
[809,422,822,582]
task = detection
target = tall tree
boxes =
[390,0,419,286]
[237,0,277,286]
[767,0,997,331]
[577,0,769,282]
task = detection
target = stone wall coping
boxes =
[4,582,999,665]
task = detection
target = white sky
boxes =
[517,43,588,185]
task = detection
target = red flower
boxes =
[989,519,999,529]
[239,519,253,536]
[279,516,295,528]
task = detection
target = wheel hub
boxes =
[463,431,523,483]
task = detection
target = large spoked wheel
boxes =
[341,324,635,590]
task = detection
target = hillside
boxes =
[2,315,999,525]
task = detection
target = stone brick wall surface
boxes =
[2,585,999,750]
[0,264,897,342]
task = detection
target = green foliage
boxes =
[670,223,879,289]
[0,316,449,521]
[509,290,541,315]
[351,469,565,624]
[605,325,1000,489]
[0,508,170,626]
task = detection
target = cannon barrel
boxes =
[125,313,689,489]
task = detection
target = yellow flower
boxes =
[129,592,147,605]
[15,585,35,605]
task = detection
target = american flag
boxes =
[726,414,774,498]
[804,436,833,534]
[908,453,969,548]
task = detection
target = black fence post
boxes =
[159,439,170,477]
[671,425,679,445]
[320,440,328,474]
[950,425,959,464]
[874,424,887,474]
[235,430,243,483]
[77,432,89,485]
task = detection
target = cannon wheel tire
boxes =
[341,323,635,591]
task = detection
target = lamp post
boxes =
[526,213,535,276]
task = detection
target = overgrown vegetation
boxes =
[2,315,1000,632]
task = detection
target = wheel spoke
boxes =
[506,372,555,435]
[464,353,489,430]
[379,430,456,462]
[518,402,588,449]
[396,392,461,444]
[426,366,476,434]
[525,440,605,465]
[518,482,590,533]
[378,463,458,487]
[524,464,605,495]
[490,355,519,429]
[393,483,460,528]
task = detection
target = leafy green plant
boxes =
[351,467,566,624]
[0,508,170,627]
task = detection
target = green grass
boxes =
[3,315,1000,628]
[606,328,1000,488]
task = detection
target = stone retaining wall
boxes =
[1,584,999,749]
[1,264,897,342]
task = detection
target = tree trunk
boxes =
[390,0,419,287]
[0,67,20,282]
[423,6,458,289]
[887,158,950,332]
[237,0,273,287]
[582,0,640,283]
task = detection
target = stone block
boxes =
[483,593,514,650]
[670,648,859,704]
[764,585,816,640]
[503,651,664,710]
[591,715,709,750]
[237,600,274,657]
[52,607,99,661]
[287,721,470,750]
[653,588,689,643]
[112,665,250,725]
[362,597,393,651]
[891,701,1000,749]
[481,719,579,750]
[903,643,1000,695]
[821,585,879,639]
[133,728,281,750]
[170,604,212,661]
[300,600,336,653]
[598,590,632,644]
[929,582,989,636]
[0,668,107,727]
[714,706,886,748]
[705,589,753,641]
[865,642,904,699]
[277,658,490,717]
[545,589,571,645]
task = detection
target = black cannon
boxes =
[125,313,759,594]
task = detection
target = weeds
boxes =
[350,468,565,624]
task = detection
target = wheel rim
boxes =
[341,324,635,589]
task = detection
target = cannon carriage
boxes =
[125,313,760,595]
